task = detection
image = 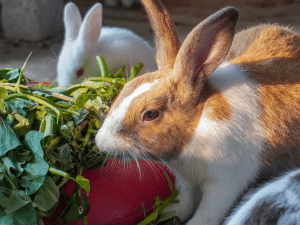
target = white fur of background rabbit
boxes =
[57,2,157,86]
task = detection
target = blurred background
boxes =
[0,0,299,83]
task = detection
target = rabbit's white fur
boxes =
[223,168,300,225]
[57,2,157,86]
[95,0,300,224]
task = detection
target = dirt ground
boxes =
[0,0,300,83]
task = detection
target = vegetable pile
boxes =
[0,55,179,225]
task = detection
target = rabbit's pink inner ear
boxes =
[141,0,181,70]
[171,7,239,96]
[78,3,103,47]
[64,2,82,40]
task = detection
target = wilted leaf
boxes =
[0,161,5,180]
[0,202,37,225]
[59,121,75,142]
[2,155,24,178]
[5,98,37,117]
[0,187,31,214]
[51,144,75,171]
[72,108,89,125]
[33,176,59,212]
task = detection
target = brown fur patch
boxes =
[117,75,229,159]
[205,91,231,121]
[108,71,165,114]
[229,25,300,167]
[141,0,181,70]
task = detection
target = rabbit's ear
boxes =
[141,0,181,70]
[78,3,103,47]
[172,7,239,102]
[64,2,82,41]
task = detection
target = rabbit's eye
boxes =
[143,110,159,121]
[76,68,84,77]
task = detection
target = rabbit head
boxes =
[57,2,103,86]
[95,0,239,161]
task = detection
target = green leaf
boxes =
[0,68,14,77]
[33,176,59,212]
[20,131,49,195]
[129,62,144,81]
[114,65,126,78]
[35,107,48,121]
[74,93,96,108]
[0,187,31,214]
[43,114,55,138]
[5,97,37,117]
[5,69,21,83]
[0,117,22,157]
[0,162,5,180]
[72,109,89,125]
[12,111,34,137]
[51,144,75,171]
[96,56,108,78]
[75,176,90,194]
[59,121,75,142]
[2,155,24,178]
[0,87,8,98]
[91,96,109,111]
[155,211,177,224]
[0,202,37,225]
[0,87,8,112]
[60,191,90,222]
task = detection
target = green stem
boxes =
[137,189,179,225]
[4,174,17,191]
[57,177,69,189]
[5,93,61,116]
[15,52,32,93]
[96,56,108,78]
[163,172,174,192]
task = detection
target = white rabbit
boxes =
[223,168,300,225]
[104,0,139,8]
[57,2,157,86]
[95,0,300,224]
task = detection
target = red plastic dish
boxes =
[43,159,175,225]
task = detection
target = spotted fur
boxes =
[95,0,300,224]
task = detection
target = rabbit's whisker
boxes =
[127,149,142,180]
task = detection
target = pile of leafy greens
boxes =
[0,55,178,225]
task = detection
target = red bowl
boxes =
[43,159,175,225]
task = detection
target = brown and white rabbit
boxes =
[95,0,300,224]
